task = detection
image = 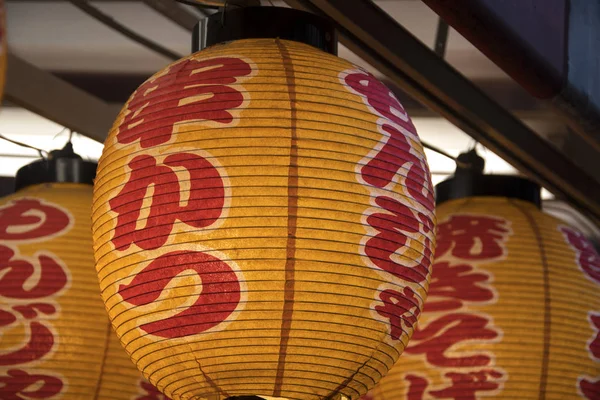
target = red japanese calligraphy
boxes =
[405,374,428,400]
[560,226,600,285]
[0,199,70,241]
[395,214,507,399]
[425,261,495,312]
[118,250,240,338]
[345,70,414,133]
[136,380,172,400]
[109,153,225,251]
[365,196,430,284]
[405,370,502,400]
[0,245,68,300]
[436,215,510,260]
[374,286,421,341]
[406,313,499,367]
[0,304,56,366]
[344,70,434,210]
[117,57,252,148]
[0,197,69,398]
[434,370,502,400]
[0,369,63,400]
[580,376,600,400]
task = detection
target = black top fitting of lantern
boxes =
[192,6,337,55]
[15,142,97,191]
[435,149,542,208]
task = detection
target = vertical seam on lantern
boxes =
[93,321,113,400]
[510,199,551,399]
[196,358,230,399]
[274,38,298,397]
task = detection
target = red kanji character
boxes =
[425,261,495,312]
[0,245,68,300]
[0,199,70,241]
[0,304,56,366]
[345,71,434,204]
[407,160,435,213]
[0,369,63,400]
[589,313,600,361]
[580,376,600,400]
[406,313,499,367]
[117,57,252,148]
[429,370,503,400]
[344,70,415,135]
[109,153,225,251]
[374,286,421,341]
[359,392,374,400]
[405,374,428,400]
[365,196,431,284]
[118,250,241,339]
[136,380,172,400]
[560,226,600,285]
[436,215,510,260]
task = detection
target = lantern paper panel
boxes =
[0,183,158,399]
[92,38,436,400]
[364,197,600,400]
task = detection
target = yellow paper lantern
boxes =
[0,177,157,398]
[365,176,600,399]
[91,8,436,400]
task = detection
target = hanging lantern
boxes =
[0,145,159,399]
[91,6,436,400]
[364,170,600,399]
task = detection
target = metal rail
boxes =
[4,53,120,143]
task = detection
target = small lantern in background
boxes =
[364,169,600,399]
[91,7,436,400]
[0,144,160,399]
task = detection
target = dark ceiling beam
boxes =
[421,0,600,152]
[4,53,119,143]
[142,0,199,31]
[283,0,600,220]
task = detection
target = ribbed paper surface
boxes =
[92,39,436,400]
[0,183,154,399]
[365,197,600,400]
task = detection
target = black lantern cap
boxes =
[192,6,337,55]
[435,149,542,208]
[15,142,98,191]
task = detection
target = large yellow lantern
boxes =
[365,174,600,399]
[0,147,158,399]
[91,7,436,400]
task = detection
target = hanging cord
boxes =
[434,18,449,58]
[421,140,470,168]
[69,0,183,61]
[0,134,48,159]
